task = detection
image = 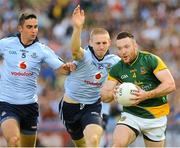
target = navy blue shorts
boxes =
[59,99,103,140]
[0,101,39,134]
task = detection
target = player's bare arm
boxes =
[146,69,176,98]
[71,5,85,60]
[58,62,76,75]
[131,69,176,105]
[100,80,118,103]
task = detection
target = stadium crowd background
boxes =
[0,0,179,146]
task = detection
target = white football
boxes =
[116,82,138,106]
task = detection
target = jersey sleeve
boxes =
[107,73,117,81]
[42,45,64,70]
[149,54,168,74]
[112,55,121,64]
[108,63,120,81]
[0,38,6,55]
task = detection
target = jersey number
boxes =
[132,72,136,78]
[22,53,26,58]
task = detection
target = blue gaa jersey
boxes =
[0,35,64,104]
[65,46,120,104]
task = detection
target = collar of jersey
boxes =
[17,33,39,48]
[129,50,140,66]
[88,45,109,62]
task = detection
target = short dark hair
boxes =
[116,31,134,40]
[18,11,37,26]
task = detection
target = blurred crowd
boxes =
[0,0,179,146]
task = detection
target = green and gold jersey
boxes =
[108,51,169,119]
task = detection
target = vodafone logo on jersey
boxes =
[95,72,102,80]
[83,72,103,87]
[11,61,33,76]
[19,61,27,69]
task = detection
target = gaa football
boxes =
[116,82,138,106]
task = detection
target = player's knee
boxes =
[8,136,20,147]
[86,134,99,146]
[112,143,124,147]
[112,140,128,147]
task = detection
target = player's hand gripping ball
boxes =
[115,82,138,106]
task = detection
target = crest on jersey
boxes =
[140,67,147,75]
[31,52,38,58]
[107,64,111,70]
[19,61,27,69]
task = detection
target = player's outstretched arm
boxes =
[71,5,85,61]
[58,62,76,75]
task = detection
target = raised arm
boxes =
[71,5,85,60]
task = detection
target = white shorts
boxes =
[117,112,167,141]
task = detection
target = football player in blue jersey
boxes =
[0,11,75,147]
[59,5,120,147]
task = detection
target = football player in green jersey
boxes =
[100,31,176,147]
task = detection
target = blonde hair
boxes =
[90,28,110,40]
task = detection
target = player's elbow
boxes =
[101,97,112,103]
[100,89,107,102]
[100,88,113,103]
[72,52,83,61]
[72,53,79,60]
[170,81,176,92]
[167,80,176,93]
[101,95,109,103]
